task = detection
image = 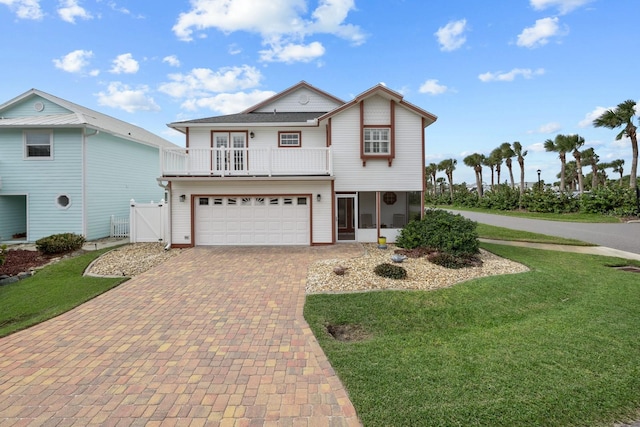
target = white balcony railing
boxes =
[161,147,332,177]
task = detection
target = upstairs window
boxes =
[363,128,390,155]
[279,131,301,147]
[25,130,52,158]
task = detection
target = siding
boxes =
[1,96,72,118]
[85,133,163,240]
[255,87,342,113]
[0,128,83,241]
[187,127,326,149]
[332,104,424,192]
[171,180,332,245]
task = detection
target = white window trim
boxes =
[363,128,390,155]
[24,130,53,160]
[279,132,301,147]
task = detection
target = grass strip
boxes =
[0,248,127,337]
[305,244,640,426]
[476,223,594,245]
[431,205,623,223]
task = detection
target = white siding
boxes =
[332,104,424,192]
[249,127,326,149]
[255,87,342,113]
[187,128,212,148]
[363,95,390,125]
[170,180,332,245]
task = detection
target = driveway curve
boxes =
[0,245,364,426]
[448,210,640,255]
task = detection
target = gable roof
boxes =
[318,84,438,127]
[0,89,176,149]
[241,81,345,114]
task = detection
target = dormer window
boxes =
[279,131,301,147]
[363,128,390,155]
[24,130,52,158]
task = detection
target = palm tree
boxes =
[543,134,573,192]
[438,158,457,202]
[500,142,516,189]
[581,147,599,190]
[463,153,485,198]
[512,141,527,196]
[425,163,438,197]
[610,159,625,185]
[564,161,578,191]
[482,154,497,190]
[490,147,504,186]
[436,177,446,195]
[567,134,586,194]
[593,100,638,189]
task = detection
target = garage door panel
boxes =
[195,196,309,245]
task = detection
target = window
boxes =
[56,194,70,209]
[25,130,52,158]
[363,128,390,155]
[279,132,301,147]
[199,198,209,205]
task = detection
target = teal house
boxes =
[0,89,176,243]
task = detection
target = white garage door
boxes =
[195,196,310,245]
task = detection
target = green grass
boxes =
[476,223,594,245]
[435,205,623,223]
[304,244,640,426]
[0,248,127,337]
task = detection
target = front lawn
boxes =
[476,223,594,245]
[304,243,640,426]
[0,248,127,337]
[437,205,623,223]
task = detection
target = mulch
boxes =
[0,249,56,277]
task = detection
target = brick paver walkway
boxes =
[0,245,364,426]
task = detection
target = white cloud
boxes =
[259,40,325,63]
[434,19,467,52]
[228,43,242,55]
[96,82,160,113]
[57,0,92,23]
[529,142,546,153]
[530,122,562,134]
[181,90,277,115]
[172,0,365,63]
[109,53,139,74]
[0,0,43,19]
[158,65,263,98]
[578,106,609,127]
[52,49,94,73]
[478,68,545,82]
[162,55,181,67]
[517,17,563,48]
[418,79,448,95]
[530,0,593,14]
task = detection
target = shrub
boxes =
[36,233,86,255]
[374,263,407,279]
[580,186,639,216]
[428,252,483,269]
[0,244,7,267]
[395,209,479,256]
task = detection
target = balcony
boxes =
[161,147,332,177]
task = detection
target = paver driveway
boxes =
[0,245,364,426]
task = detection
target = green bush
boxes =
[520,188,580,213]
[395,209,479,256]
[478,185,521,211]
[374,263,407,279]
[580,186,639,216]
[36,233,86,255]
[428,252,482,269]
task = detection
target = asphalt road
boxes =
[447,210,640,255]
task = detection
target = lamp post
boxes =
[537,169,541,191]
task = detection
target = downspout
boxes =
[156,178,172,249]
[83,129,99,239]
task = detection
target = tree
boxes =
[482,154,497,190]
[425,163,438,197]
[581,147,599,189]
[567,134,586,194]
[512,141,527,196]
[610,159,625,185]
[544,134,574,192]
[564,161,578,191]
[593,99,638,189]
[463,153,485,198]
[490,147,504,186]
[438,158,457,202]
[500,142,516,189]
[436,177,446,195]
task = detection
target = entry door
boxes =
[337,195,356,241]
[213,132,246,173]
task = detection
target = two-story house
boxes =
[0,89,176,244]
[163,81,437,247]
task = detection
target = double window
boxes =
[24,130,52,158]
[363,128,390,154]
[279,131,301,147]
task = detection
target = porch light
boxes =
[179,194,186,202]
[316,194,321,202]
[250,131,255,138]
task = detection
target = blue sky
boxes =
[1,0,638,185]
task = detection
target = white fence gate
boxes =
[129,199,169,244]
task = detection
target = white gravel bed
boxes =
[306,244,529,294]
[85,243,183,277]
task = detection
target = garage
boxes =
[195,195,310,245]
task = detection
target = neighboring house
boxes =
[0,89,176,244]
[163,81,437,247]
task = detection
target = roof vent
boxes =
[34,101,44,112]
